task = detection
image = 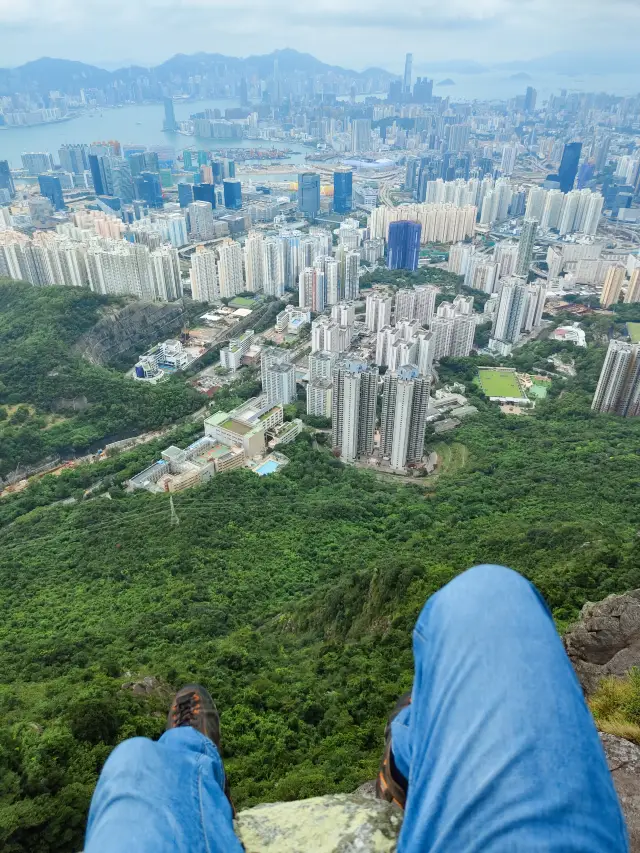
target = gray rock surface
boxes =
[564,590,640,694]
[235,792,402,853]
[74,301,187,366]
[602,734,640,852]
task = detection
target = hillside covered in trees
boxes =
[0,281,202,478]
[1,376,639,850]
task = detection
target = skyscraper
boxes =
[88,153,107,196]
[163,97,177,132]
[490,278,528,350]
[217,239,244,297]
[380,365,431,471]
[501,145,517,177]
[331,359,379,462]
[403,53,413,96]
[445,124,470,153]
[38,174,65,210]
[223,179,242,210]
[365,292,393,332]
[188,201,215,241]
[261,348,292,392]
[333,168,353,214]
[395,288,417,321]
[415,285,438,327]
[244,231,265,293]
[521,284,547,333]
[592,340,640,417]
[134,171,164,208]
[625,269,640,304]
[351,119,372,154]
[342,250,360,302]
[524,87,537,113]
[262,237,286,297]
[387,221,422,271]
[558,142,582,193]
[0,161,15,198]
[178,183,194,208]
[515,218,538,278]
[59,143,89,174]
[600,265,626,308]
[264,362,296,406]
[190,246,219,302]
[107,157,134,203]
[193,183,216,208]
[21,152,55,175]
[298,172,321,219]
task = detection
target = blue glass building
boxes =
[38,174,65,210]
[333,168,353,214]
[88,153,106,195]
[298,171,321,218]
[558,142,582,193]
[211,160,223,184]
[223,179,242,210]
[178,182,194,208]
[193,182,216,208]
[0,160,15,197]
[387,220,422,271]
[134,171,164,208]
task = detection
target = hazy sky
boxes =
[0,0,639,71]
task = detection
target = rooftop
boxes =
[220,418,252,435]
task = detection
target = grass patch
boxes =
[628,322,640,344]
[431,442,469,477]
[230,296,256,308]
[589,669,640,745]
[477,368,525,399]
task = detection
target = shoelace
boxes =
[172,694,201,727]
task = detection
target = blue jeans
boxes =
[85,565,628,853]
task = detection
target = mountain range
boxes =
[0,49,395,97]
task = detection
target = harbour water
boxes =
[0,98,310,168]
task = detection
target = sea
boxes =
[1,70,637,170]
[0,98,310,169]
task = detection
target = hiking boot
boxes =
[167,683,221,745]
[376,691,411,810]
[166,684,234,814]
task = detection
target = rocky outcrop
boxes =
[564,590,640,694]
[74,301,187,366]
[602,734,640,851]
[235,792,402,853]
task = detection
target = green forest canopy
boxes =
[1,382,639,850]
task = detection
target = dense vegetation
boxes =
[1,283,640,851]
[0,281,202,478]
[359,265,463,289]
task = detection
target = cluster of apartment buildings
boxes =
[190,220,365,307]
[0,227,182,301]
[369,202,477,246]
[525,186,604,237]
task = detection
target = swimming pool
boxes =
[255,459,280,476]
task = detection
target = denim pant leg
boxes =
[392,564,628,853]
[85,727,243,853]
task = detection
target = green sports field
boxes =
[477,368,524,398]
[628,322,640,343]
[230,296,256,308]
